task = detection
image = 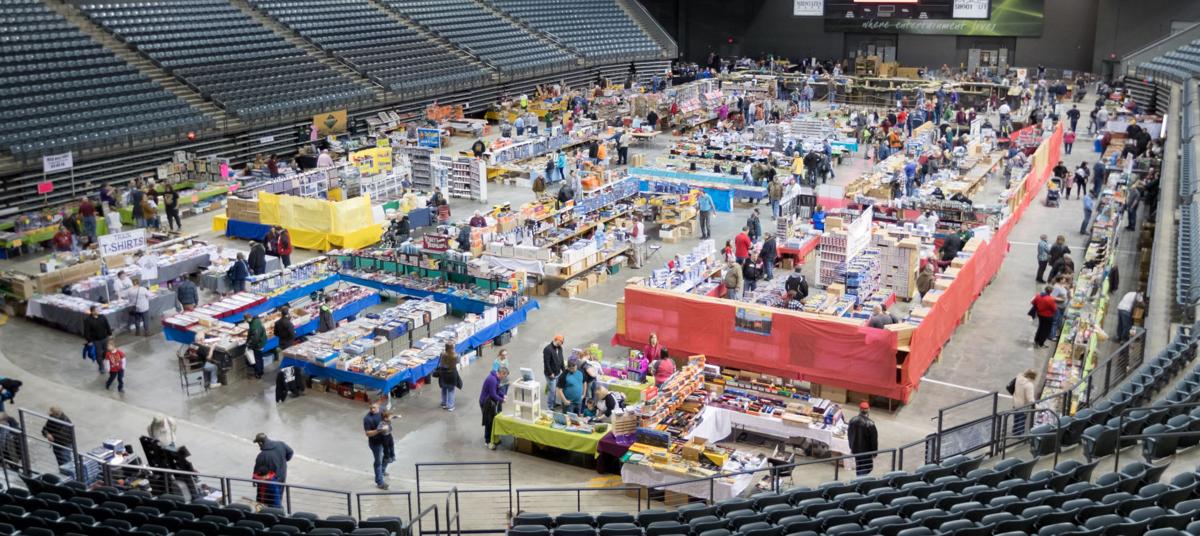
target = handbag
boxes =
[1006,377,1016,395]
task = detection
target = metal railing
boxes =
[1121,21,1200,77]
[358,490,414,521]
[416,462,510,534]
[1077,328,1148,406]
[515,486,644,517]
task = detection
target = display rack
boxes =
[399,146,436,192]
[438,155,487,202]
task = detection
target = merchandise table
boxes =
[235,274,340,320]
[28,292,175,337]
[776,235,821,262]
[619,456,768,502]
[279,357,410,392]
[597,433,637,459]
[490,414,608,456]
[453,300,540,355]
[338,273,494,314]
[686,406,851,455]
[599,377,652,403]
[224,219,272,242]
[152,255,218,285]
[198,256,284,293]
[163,290,380,346]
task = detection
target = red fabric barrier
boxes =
[902,124,1064,399]
[619,287,902,398]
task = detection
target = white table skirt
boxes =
[687,406,853,456]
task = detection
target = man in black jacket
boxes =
[81,306,111,372]
[848,402,878,476]
[542,335,564,409]
[784,268,809,300]
[274,306,296,354]
[248,241,267,276]
[252,433,293,507]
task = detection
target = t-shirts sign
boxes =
[98,229,147,256]
[792,0,823,16]
[42,152,73,174]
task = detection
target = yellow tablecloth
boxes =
[491,415,607,456]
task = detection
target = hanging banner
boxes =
[417,128,441,149]
[313,109,348,137]
[42,152,73,174]
[98,228,147,256]
[824,0,1044,36]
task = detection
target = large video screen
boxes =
[809,0,1044,36]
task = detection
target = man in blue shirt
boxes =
[363,403,390,489]
[1092,161,1106,196]
[1080,193,1094,235]
[555,360,586,414]
[903,159,918,197]
[697,191,716,239]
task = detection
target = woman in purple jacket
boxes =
[480,367,509,450]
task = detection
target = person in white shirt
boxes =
[1116,291,1143,344]
[124,278,152,336]
[316,150,334,168]
[915,210,939,230]
[629,219,646,268]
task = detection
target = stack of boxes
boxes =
[873,233,922,299]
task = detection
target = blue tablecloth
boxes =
[163,292,381,348]
[339,274,492,314]
[408,207,433,229]
[454,300,540,355]
[225,219,272,241]
[235,274,341,319]
[280,357,408,392]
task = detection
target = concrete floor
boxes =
[0,99,1151,501]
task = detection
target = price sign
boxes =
[42,152,73,173]
[98,229,147,256]
[422,233,450,251]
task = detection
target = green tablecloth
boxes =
[491,415,607,456]
[2,218,109,248]
[118,184,229,224]
[601,377,652,404]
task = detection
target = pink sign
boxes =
[36,181,53,194]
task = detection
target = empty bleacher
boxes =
[78,0,376,121]
[1139,40,1200,83]
[382,0,576,76]
[0,0,210,158]
[246,0,491,98]
[487,0,664,62]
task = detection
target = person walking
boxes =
[1092,161,1106,196]
[617,130,631,166]
[125,278,151,336]
[1031,285,1058,348]
[768,179,784,219]
[228,253,250,293]
[542,335,565,409]
[163,187,181,232]
[42,407,73,468]
[746,209,762,243]
[1035,234,1051,283]
[1080,192,1094,235]
[437,343,461,411]
[363,403,391,489]
[246,313,267,379]
[1011,369,1037,435]
[1116,291,1144,344]
[1074,163,1089,200]
[1126,182,1142,231]
[629,218,646,269]
[252,433,293,506]
[1063,130,1076,155]
[275,227,293,268]
[130,186,145,228]
[723,261,744,301]
[1067,105,1081,132]
[103,340,126,393]
[697,190,715,239]
[82,305,111,372]
[79,196,97,244]
[176,274,199,311]
[248,241,267,276]
[480,367,508,450]
[848,402,878,477]
[760,234,777,281]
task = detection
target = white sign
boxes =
[259,135,275,145]
[952,0,990,19]
[42,152,73,174]
[970,118,983,140]
[793,0,823,16]
[98,229,147,256]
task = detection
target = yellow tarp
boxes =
[258,192,281,226]
[212,214,228,232]
[249,193,379,251]
[284,196,335,233]
[331,195,373,234]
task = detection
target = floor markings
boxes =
[922,377,1012,399]
[569,297,618,308]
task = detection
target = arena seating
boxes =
[486,0,663,61]
[78,0,375,121]
[506,456,1200,536]
[0,0,210,158]
[246,0,491,97]
[382,0,576,75]
[1138,40,1200,82]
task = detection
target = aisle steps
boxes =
[41,0,237,132]
[363,0,503,80]
[469,0,585,63]
[226,0,389,103]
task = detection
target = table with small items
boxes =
[490,414,611,456]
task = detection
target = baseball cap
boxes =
[859,402,870,411]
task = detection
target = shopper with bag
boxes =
[252,433,293,507]
[227,253,251,293]
[82,305,111,372]
[102,341,126,393]
[275,227,293,268]
[437,344,461,411]
[480,367,508,450]
[1030,286,1058,348]
[124,279,151,337]
[1009,369,1037,435]
[246,313,267,379]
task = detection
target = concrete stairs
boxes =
[226,0,390,103]
[363,0,501,81]
[41,0,240,132]
[470,0,585,64]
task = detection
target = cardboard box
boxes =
[682,437,707,461]
[818,384,848,404]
